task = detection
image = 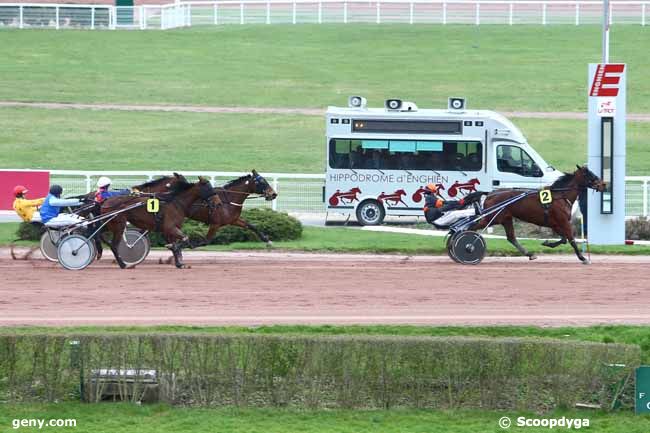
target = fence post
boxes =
[475,2,480,25]
[575,3,579,25]
[409,2,413,24]
[609,2,612,24]
[292,1,296,24]
[187,4,192,26]
[643,3,646,26]
[642,179,648,217]
[272,178,279,211]
[55,6,59,29]
[376,1,380,23]
[542,3,546,25]
[343,2,347,23]
[91,6,95,29]
[240,2,244,24]
[19,5,23,29]
[85,175,92,194]
[266,2,270,24]
[140,5,145,29]
[509,2,513,25]
[442,1,447,24]
[318,1,322,23]
[214,3,218,25]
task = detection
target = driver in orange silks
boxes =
[423,183,479,228]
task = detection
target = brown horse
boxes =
[472,165,605,263]
[101,177,215,269]
[189,170,278,247]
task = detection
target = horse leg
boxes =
[108,226,128,269]
[542,236,567,249]
[164,227,190,269]
[503,218,537,260]
[233,218,272,247]
[556,222,589,264]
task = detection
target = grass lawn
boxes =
[1,26,650,112]
[1,403,649,433]
[2,222,650,255]
[2,107,650,174]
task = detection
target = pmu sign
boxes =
[587,63,626,245]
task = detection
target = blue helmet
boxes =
[49,185,63,197]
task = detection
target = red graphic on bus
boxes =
[412,184,445,203]
[378,189,408,207]
[448,178,480,197]
[329,187,362,206]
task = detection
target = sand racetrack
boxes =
[1,250,649,327]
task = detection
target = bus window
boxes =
[497,145,543,177]
[329,138,482,171]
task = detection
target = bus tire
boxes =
[356,200,385,226]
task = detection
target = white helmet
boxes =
[97,176,112,188]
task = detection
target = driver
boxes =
[12,185,45,223]
[423,183,477,228]
[40,185,85,228]
[94,176,131,203]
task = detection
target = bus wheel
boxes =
[356,200,385,226]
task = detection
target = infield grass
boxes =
[1,403,649,433]
[1,26,650,112]
[2,107,650,174]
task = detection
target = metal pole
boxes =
[603,0,610,63]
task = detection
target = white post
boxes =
[91,6,95,29]
[609,1,612,25]
[292,1,296,24]
[55,6,59,29]
[240,2,244,24]
[214,3,218,25]
[266,2,270,24]
[409,2,413,24]
[642,179,648,216]
[187,4,192,26]
[509,2,513,25]
[475,2,480,25]
[575,3,579,25]
[85,176,92,194]
[442,1,447,24]
[19,5,23,29]
[643,3,646,26]
[140,5,145,30]
[318,1,322,23]
[603,0,609,62]
[343,2,347,23]
[272,178,278,211]
[542,3,546,25]
[376,1,380,23]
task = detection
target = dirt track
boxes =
[1,250,649,327]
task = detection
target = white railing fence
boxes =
[1,1,649,30]
[44,170,650,217]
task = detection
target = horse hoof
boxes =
[266,241,273,248]
[528,254,538,261]
[581,259,591,265]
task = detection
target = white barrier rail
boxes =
[35,170,650,217]
[1,1,649,30]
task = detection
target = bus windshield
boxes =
[329,138,482,171]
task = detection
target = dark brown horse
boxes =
[189,170,278,247]
[101,177,215,269]
[472,165,605,263]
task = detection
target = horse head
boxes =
[251,170,278,201]
[575,165,605,192]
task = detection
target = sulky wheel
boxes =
[56,234,96,271]
[446,232,461,263]
[449,230,486,265]
[117,229,151,267]
[39,231,61,262]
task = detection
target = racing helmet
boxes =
[97,176,112,189]
[425,183,439,193]
[49,185,63,197]
[13,185,28,197]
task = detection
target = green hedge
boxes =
[0,334,640,410]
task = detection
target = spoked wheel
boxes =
[448,230,486,265]
[117,229,151,267]
[39,231,61,262]
[446,232,461,263]
[57,234,96,270]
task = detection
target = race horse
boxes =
[472,165,605,263]
[101,177,216,269]
[188,170,278,247]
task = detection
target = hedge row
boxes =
[16,208,303,245]
[0,334,640,410]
